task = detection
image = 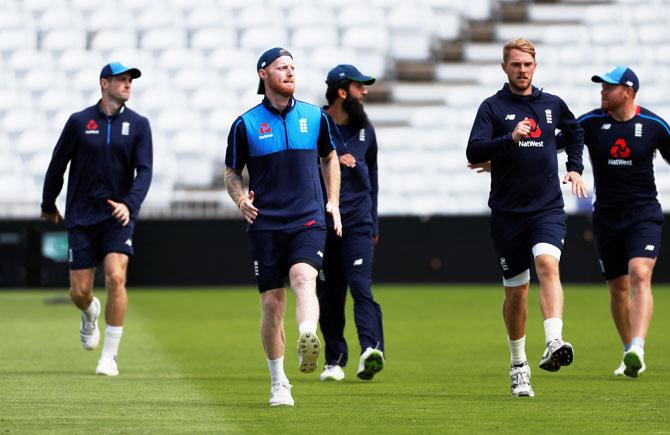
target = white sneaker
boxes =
[320,364,345,381]
[356,347,384,380]
[539,339,573,372]
[95,356,119,376]
[297,332,320,373]
[269,382,294,407]
[510,362,535,397]
[80,297,100,351]
[623,345,646,378]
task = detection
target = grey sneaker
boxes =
[510,362,535,397]
[539,339,573,372]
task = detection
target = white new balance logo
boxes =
[505,114,516,121]
[125,239,132,247]
[601,124,611,130]
[353,258,363,266]
[645,245,655,251]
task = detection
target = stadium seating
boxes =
[0,0,669,218]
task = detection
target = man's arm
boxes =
[41,115,79,223]
[466,101,518,164]
[225,166,257,224]
[558,100,587,198]
[366,128,379,240]
[320,150,342,237]
[121,118,153,219]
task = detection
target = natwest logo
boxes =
[259,123,271,134]
[85,119,99,134]
[610,138,630,158]
[524,118,542,139]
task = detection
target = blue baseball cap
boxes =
[325,64,375,86]
[591,66,639,92]
[256,47,293,94]
[100,61,141,79]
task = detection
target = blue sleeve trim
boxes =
[577,113,608,123]
[638,114,670,136]
[232,118,243,167]
[321,111,336,150]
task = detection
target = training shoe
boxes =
[356,347,384,380]
[297,332,321,373]
[80,297,101,351]
[623,346,646,378]
[510,362,535,397]
[269,382,294,407]
[539,339,573,372]
[320,364,345,381]
[95,356,119,376]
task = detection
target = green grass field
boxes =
[1,285,668,434]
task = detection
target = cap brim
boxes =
[350,75,376,85]
[257,78,265,94]
[591,74,618,85]
[107,68,142,79]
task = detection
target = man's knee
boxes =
[289,264,317,289]
[105,270,126,292]
[628,261,653,291]
[261,290,285,317]
[535,255,559,281]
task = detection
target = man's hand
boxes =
[562,171,588,199]
[372,235,379,246]
[238,191,259,224]
[468,161,491,173]
[339,154,356,168]
[326,201,342,237]
[512,117,532,143]
[40,209,64,224]
[107,199,130,226]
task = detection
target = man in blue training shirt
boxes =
[317,65,384,383]
[41,62,152,377]
[224,47,341,407]
[575,67,670,378]
[467,38,587,398]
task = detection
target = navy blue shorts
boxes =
[593,202,663,280]
[248,226,326,292]
[67,218,135,270]
[490,207,566,279]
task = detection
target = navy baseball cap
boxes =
[591,66,639,92]
[256,47,293,94]
[325,64,375,86]
[100,61,141,79]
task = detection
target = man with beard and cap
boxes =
[224,47,342,407]
[316,64,384,383]
[466,38,587,398]
[570,67,670,378]
[41,61,152,377]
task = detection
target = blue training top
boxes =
[226,97,337,231]
[467,83,584,213]
[326,122,379,236]
[41,102,153,228]
[576,106,670,210]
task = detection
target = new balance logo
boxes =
[601,123,611,130]
[317,251,323,258]
[353,258,363,266]
[645,244,655,251]
[125,239,132,247]
[505,114,516,121]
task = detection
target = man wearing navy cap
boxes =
[572,66,670,378]
[41,61,152,377]
[317,64,385,383]
[224,47,341,406]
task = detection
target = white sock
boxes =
[101,325,123,359]
[508,336,527,365]
[268,356,289,385]
[83,298,98,319]
[298,320,317,335]
[543,318,563,343]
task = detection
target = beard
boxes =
[342,94,369,130]
[267,78,295,98]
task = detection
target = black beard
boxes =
[342,94,368,131]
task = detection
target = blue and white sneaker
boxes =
[510,362,534,397]
[539,339,573,372]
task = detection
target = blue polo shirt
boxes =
[226,97,337,231]
[467,83,584,213]
[576,106,670,210]
[41,102,153,228]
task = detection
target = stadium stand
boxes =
[0,0,669,218]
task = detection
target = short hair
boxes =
[325,80,351,105]
[503,38,536,63]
